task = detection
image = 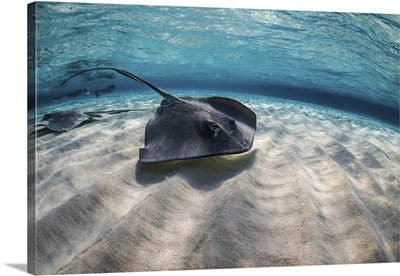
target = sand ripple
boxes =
[28,98,399,274]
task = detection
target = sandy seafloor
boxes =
[27,91,399,274]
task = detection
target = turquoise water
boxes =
[27,4,400,271]
[28,2,399,126]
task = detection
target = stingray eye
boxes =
[206,122,221,136]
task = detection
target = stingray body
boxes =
[36,110,99,132]
[53,88,90,100]
[94,84,116,97]
[61,68,257,162]
[140,96,256,162]
[36,109,140,132]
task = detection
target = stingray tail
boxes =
[84,109,147,116]
[61,67,180,102]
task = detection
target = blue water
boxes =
[28,2,399,126]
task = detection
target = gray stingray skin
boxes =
[61,67,257,162]
[36,109,140,132]
[140,96,256,162]
[36,111,100,132]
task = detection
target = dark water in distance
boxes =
[28,2,399,125]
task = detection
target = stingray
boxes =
[94,84,116,97]
[36,109,141,132]
[61,67,257,162]
[52,88,90,100]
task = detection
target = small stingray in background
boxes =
[35,109,143,132]
[59,67,257,162]
[52,85,116,100]
[94,85,116,97]
[52,88,90,100]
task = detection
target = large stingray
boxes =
[61,68,257,162]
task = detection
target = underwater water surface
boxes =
[28,2,399,126]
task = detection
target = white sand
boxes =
[28,95,399,274]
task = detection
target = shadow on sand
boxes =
[135,150,258,191]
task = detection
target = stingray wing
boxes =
[139,96,256,162]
